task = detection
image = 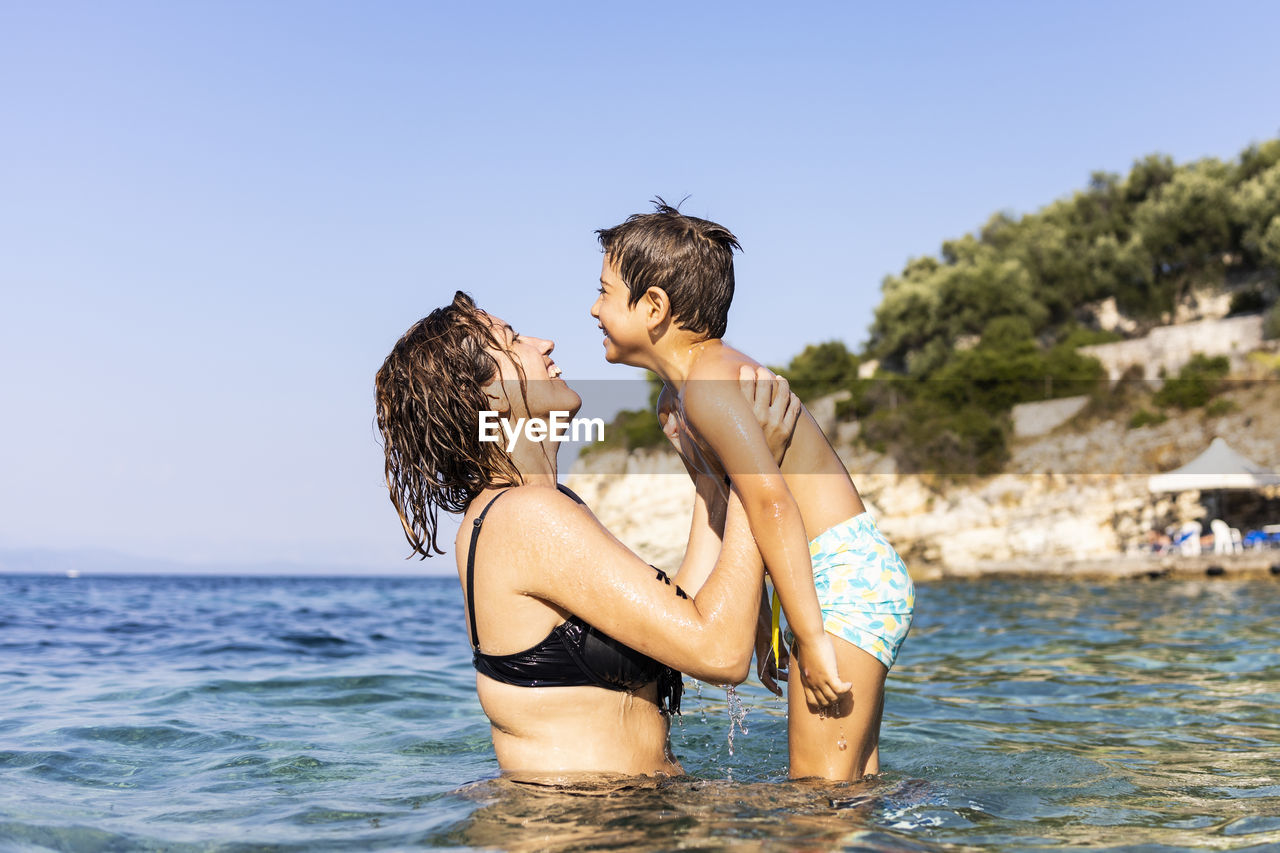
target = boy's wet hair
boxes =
[596,198,741,339]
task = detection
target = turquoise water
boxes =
[1,573,1278,851]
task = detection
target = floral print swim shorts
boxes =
[782,512,915,669]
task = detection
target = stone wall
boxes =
[1011,395,1090,438]
[1081,315,1264,381]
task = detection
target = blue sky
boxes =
[2,1,1278,574]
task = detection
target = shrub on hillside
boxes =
[1228,287,1267,316]
[1129,408,1168,429]
[1204,398,1238,418]
[1153,354,1230,409]
[1265,302,1280,340]
[861,397,1010,476]
[582,372,667,455]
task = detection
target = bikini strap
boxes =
[556,482,586,505]
[465,488,514,650]
[466,482,582,650]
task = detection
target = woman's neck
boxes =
[509,438,558,488]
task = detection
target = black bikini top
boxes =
[465,483,682,715]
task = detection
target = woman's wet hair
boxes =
[374,291,524,557]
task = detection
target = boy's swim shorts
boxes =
[778,512,915,670]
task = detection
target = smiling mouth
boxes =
[548,364,563,379]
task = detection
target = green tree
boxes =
[861,397,1010,476]
[1262,219,1280,269]
[856,135,1277,479]
[1124,153,1177,205]
[1132,161,1234,292]
[781,341,861,401]
[927,315,1103,413]
[932,254,1049,343]
[1235,139,1280,183]
[1231,161,1280,266]
[868,259,944,370]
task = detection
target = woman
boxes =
[374,291,799,777]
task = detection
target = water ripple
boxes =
[0,574,1277,850]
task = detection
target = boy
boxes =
[589,202,914,780]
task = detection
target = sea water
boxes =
[1,573,1278,851]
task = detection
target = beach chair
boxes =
[1209,519,1238,555]
[1174,521,1202,556]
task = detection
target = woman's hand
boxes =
[738,365,800,467]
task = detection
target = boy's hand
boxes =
[738,365,800,467]
[753,589,788,696]
[792,634,852,709]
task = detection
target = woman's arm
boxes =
[660,380,729,598]
[492,484,764,684]
[486,369,803,684]
[670,472,726,598]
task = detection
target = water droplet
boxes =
[837,736,848,751]
[725,684,749,755]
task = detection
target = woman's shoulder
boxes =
[472,484,619,597]
[476,483,589,530]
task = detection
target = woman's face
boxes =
[481,313,581,420]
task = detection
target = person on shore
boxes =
[1145,529,1173,554]
[590,202,915,781]
[374,291,801,779]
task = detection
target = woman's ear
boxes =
[481,377,511,416]
[642,286,671,332]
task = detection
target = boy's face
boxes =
[590,255,647,366]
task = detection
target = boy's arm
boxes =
[683,373,851,708]
[672,368,798,598]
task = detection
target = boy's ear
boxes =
[641,286,671,332]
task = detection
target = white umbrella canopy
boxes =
[1148,438,1280,493]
